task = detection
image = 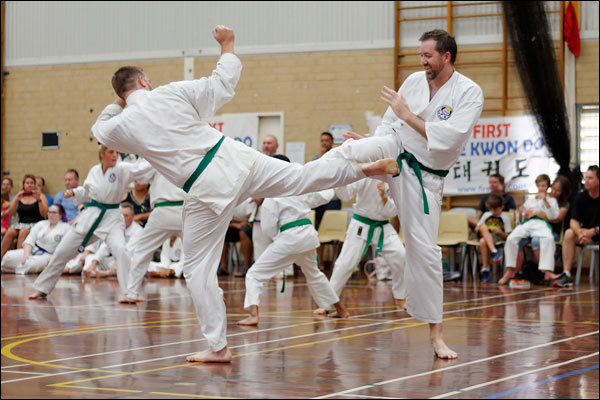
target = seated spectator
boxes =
[1,204,69,274]
[262,135,279,156]
[83,203,143,278]
[554,165,599,287]
[1,190,10,236]
[500,174,559,285]
[515,175,571,271]
[2,177,14,198]
[63,240,102,275]
[36,176,54,207]
[53,169,80,222]
[148,235,184,278]
[468,173,518,230]
[1,174,49,258]
[474,193,512,284]
[122,181,151,227]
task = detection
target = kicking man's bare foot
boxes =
[186,347,232,363]
[395,298,407,310]
[28,290,47,300]
[361,158,399,177]
[430,322,458,359]
[332,302,350,318]
[237,305,259,326]
[313,308,328,316]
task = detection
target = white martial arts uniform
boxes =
[84,221,143,273]
[244,191,339,310]
[324,70,483,323]
[250,203,293,276]
[91,53,368,352]
[1,220,69,274]
[504,196,559,271]
[148,237,184,278]
[63,241,102,274]
[32,159,149,296]
[126,166,185,299]
[327,178,406,304]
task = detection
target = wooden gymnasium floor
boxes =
[1,271,598,399]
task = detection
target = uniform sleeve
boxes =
[91,104,128,151]
[167,53,242,118]
[120,158,154,186]
[545,198,559,221]
[260,199,279,240]
[23,221,44,247]
[425,84,484,152]
[334,180,360,202]
[503,214,513,233]
[91,242,110,262]
[72,185,90,206]
[381,193,397,219]
[303,189,335,208]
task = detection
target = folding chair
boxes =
[317,210,348,266]
[437,212,469,277]
[575,244,599,285]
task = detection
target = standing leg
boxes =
[379,227,406,309]
[104,228,132,299]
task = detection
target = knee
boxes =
[479,237,486,247]
[5,228,17,239]
[18,230,29,240]
[564,229,575,243]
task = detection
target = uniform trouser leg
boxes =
[295,250,340,309]
[33,229,94,294]
[1,249,24,272]
[505,222,555,271]
[127,208,181,299]
[537,236,555,271]
[395,167,444,324]
[16,254,51,274]
[182,196,236,352]
[252,222,271,260]
[244,242,297,309]
[504,224,533,268]
[379,230,407,300]
[329,228,365,297]
[104,228,131,296]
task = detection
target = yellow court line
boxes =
[48,318,450,393]
[462,316,599,325]
[57,384,142,393]
[149,391,241,399]
[1,317,196,341]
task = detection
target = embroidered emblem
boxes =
[109,173,117,183]
[175,249,182,259]
[55,234,62,242]
[436,105,452,120]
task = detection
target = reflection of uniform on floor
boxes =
[1,220,70,274]
[148,236,184,278]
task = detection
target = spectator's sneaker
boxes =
[491,251,503,264]
[553,272,573,288]
[480,269,491,284]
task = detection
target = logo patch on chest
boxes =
[108,173,117,183]
[436,105,452,120]
[54,234,62,242]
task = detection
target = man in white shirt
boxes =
[333,30,484,359]
[91,25,398,364]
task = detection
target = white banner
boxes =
[205,113,259,149]
[443,115,558,195]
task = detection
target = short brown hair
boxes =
[419,29,457,64]
[535,174,551,186]
[490,173,505,185]
[120,202,134,212]
[485,193,503,210]
[112,66,145,99]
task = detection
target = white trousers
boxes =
[127,206,183,298]
[1,249,51,274]
[505,220,555,271]
[182,150,364,352]
[329,221,406,304]
[252,221,293,276]
[244,241,338,310]
[327,136,445,323]
[33,226,130,296]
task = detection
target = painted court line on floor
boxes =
[313,330,599,399]
[430,352,600,399]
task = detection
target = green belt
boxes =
[278,218,313,293]
[280,218,312,232]
[353,214,389,257]
[523,216,552,230]
[394,151,449,215]
[182,135,225,193]
[78,200,120,252]
[154,201,184,208]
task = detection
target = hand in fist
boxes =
[213,25,234,47]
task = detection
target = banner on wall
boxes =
[205,114,259,149]
[443,115,558,195]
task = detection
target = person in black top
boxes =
[468,173,517,229]
[554,165,600,287]
[122,181,151,227]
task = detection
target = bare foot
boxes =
[333,302,350,318]
[361,158,399,177]
[498,269,515,285]
[432,338,458,359]
[395,298,407,310]
[118,296,145,304]
[82,268,94,279]
[237,315,259,326]
[28,290,47,299]
[544,271,560,281]
[186,347,232,363]
[313,308,328,316]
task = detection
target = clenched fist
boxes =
[213,25,235,54]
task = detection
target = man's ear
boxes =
[137,75,147,89]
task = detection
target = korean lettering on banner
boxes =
[443,115,556,195]
[205,114,259,149]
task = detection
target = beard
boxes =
[425,66,440,81]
